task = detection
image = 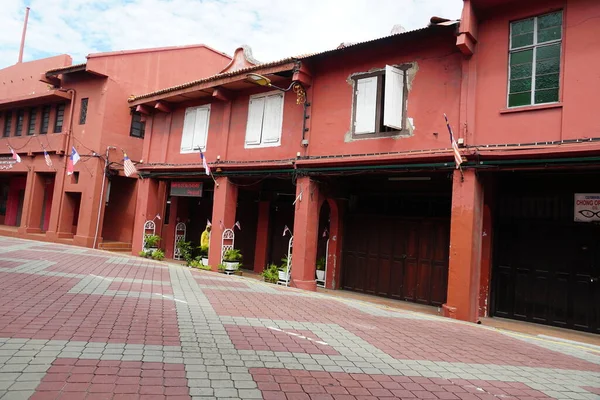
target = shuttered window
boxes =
[180,105,211,153]
[40,106,50,134]
[352,65,406,137]
[3,111,11,137]
[15,109,24,136]
[28,108,37,135]
[129,111,145,138]
[245,92,284,147]
[508,11,562,107]
[54,104,65,133]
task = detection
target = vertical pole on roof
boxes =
[18,7,30,64]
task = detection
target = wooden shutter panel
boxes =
[180,107,196,151]
[245,97,265,145]
[383,65,404,130]
[354,77,377,134]
[192,106,210,150]
[262,93,284,144]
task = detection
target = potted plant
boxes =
[144,234,161,255]
[176,241,194,265]
[316,256,326,281]
[279,255,291,282]
[223,249,242,273]
[261,264,279,284]
[217,263,227,273]
[152,249,165,261]
[200,245,209,266]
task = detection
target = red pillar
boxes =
[478,203,493,317]
[253,200,270,273]
[325,199,344,290]
[131,178,161,254]
[25,172,45,233]
[17,169,35,234]
[443,169,484,322]
[208,177,238,270]
[291,176,319,291]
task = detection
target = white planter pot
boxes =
[279,270,289,281]
[224,261,239,271]
[316,270,325,281]
[202,257,209,266]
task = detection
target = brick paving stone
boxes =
[0,237,598,400]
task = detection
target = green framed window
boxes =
[508,11,562,108]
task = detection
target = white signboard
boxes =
[574,193,600,222]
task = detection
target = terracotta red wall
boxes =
[472,0,600,145]
[0,55,72,99]
[145,31,462,165]
[101,177,138,243]
[307,34,462,157]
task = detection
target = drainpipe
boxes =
[93,146,116,249]
[52,89,76,238]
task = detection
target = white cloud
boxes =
[0,0,462,69]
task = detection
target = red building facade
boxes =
[0,45,231,249]
[2,0,598,333]
[129,0,600,333]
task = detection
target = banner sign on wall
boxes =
[0,157,15,170]
[574,193,600,222]
[170,182,203,197]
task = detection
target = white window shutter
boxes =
[383,65,404,130]
[354,77,377,134]
[192,107,210,150]
[262,93,284,144]
[180,107,196,152]
[245,97,265,145]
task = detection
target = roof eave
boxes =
[129,60,298,107]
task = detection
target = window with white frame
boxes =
[245,91,284,147]
[180,105,210,153]
[508,11,562,107]
[352,65,406,137]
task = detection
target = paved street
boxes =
[0,237,598,400]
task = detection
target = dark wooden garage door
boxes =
[494,221,600,333]
[342,215,450,305]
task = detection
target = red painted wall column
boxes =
[208,177,238,270]
[45,170,65,240]
[17,169,35,235]
[478,202,493,317]
[131,178,161,254]
[291,176,319,291]
[253,200,270,273]
[25,172,45,233]
[443,169,484,322]
[325,199,344,290]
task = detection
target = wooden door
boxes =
[493,222,600,333]
[342,215,449,305]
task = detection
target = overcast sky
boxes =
[0,0,463,69]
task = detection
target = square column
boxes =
[208,177,238,270]
[291,176,319,291]
[443,169,484,322]
[131,178,161,253]
[324,199,344,290]
[24,172,45,233]
[253,200,270,273]
[17,168,35,235]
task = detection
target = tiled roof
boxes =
[128,21,458,103]
[128,57,299,102]
[45,63,87,75]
